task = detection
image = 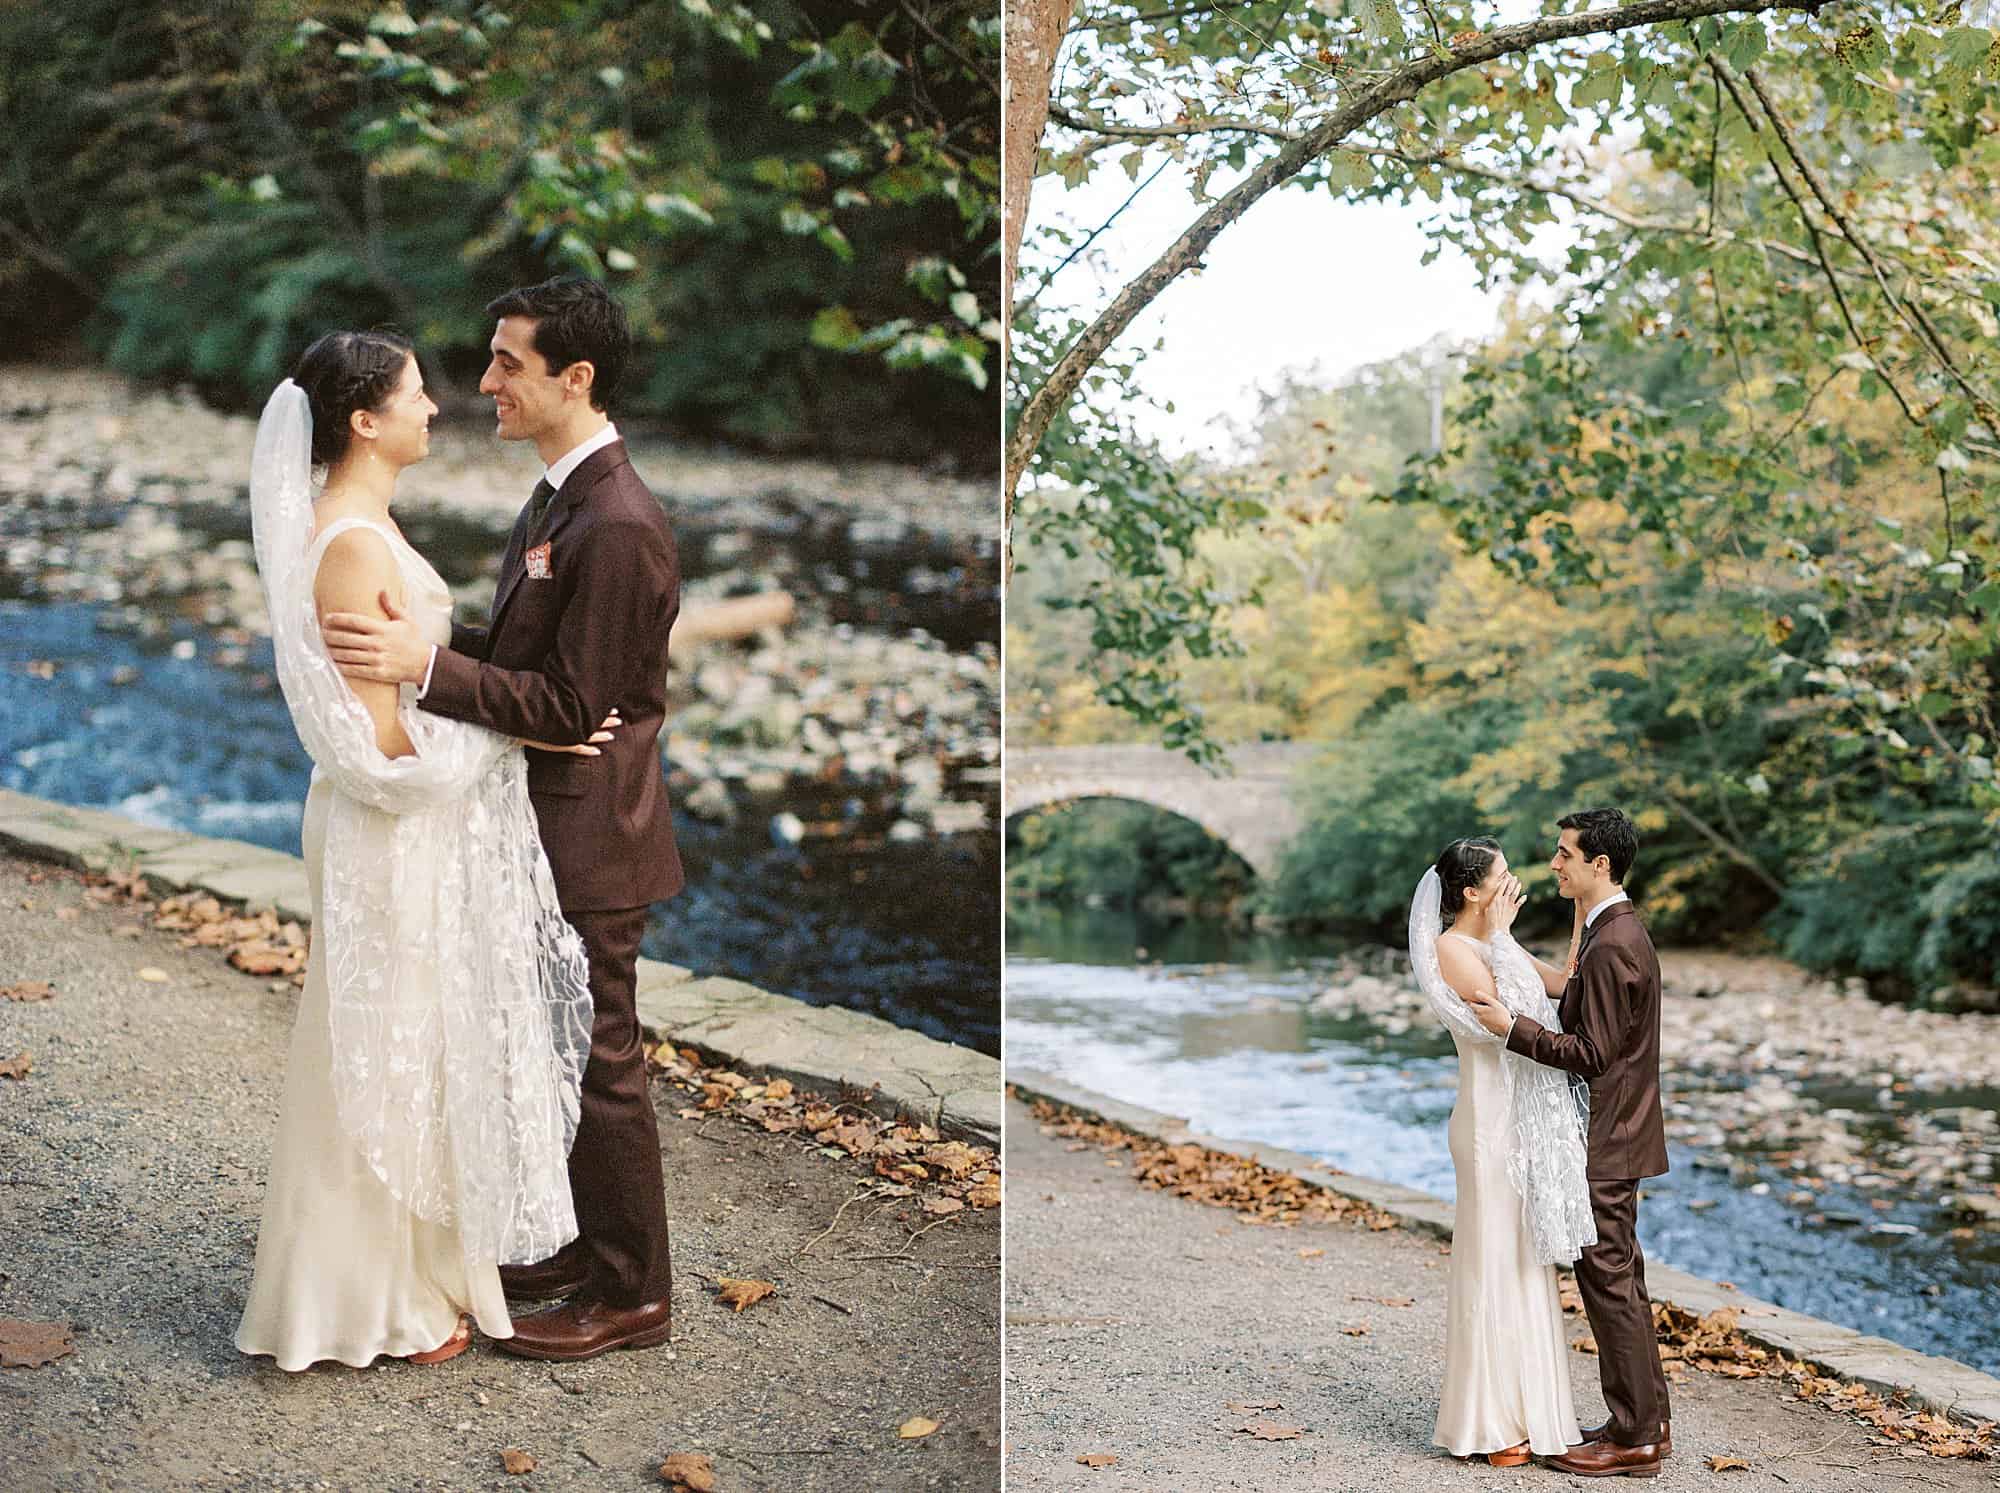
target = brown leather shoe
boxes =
[494,1293,672,1361]
[499,1251,592,1303]
[1548,1439,1662,1478]
[1574,1420,1672,1457]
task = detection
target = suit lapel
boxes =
[487,499,539,629]
[484,442,631,641]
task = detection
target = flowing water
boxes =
[0,488,999,1054]
[1008,902,2000,1376]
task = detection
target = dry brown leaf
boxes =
[715,1277,776,1313]
[1341,1322,1369,1337]
[657,1451,716,1490]
[137,967,169,983]
[0,1318,74,1368]
[228,941,305,976]
[1238,1419,1303,1441]
[1,981,54,1002]
[763,1077,794,1101]
[1075,1452,1118,1468]
[920,1195,965,1217]
[500,1448,536,1475]
[0,1052,32,1080]
[1707,1454,1751,1471]
[830,1119,875,1156]
[897,1416,941,1439]
[966,1179,1001,1208]
[1297,1247,1324,1260]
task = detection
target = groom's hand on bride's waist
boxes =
[324,591,432,686]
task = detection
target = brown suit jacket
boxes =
[1504,900,1668,1180]
[421,439,685,913]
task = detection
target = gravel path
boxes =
[0,853,998,1491]
[1002,1096,2000,1491]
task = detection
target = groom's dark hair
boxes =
[486,274,630,412]
[1558,807,1637,884]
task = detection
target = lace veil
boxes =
[249,379,593,1269]
[1410,866,1597,1265]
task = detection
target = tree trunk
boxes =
[1002,0,1075,368]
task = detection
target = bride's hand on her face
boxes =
[521,709,623,756]
[1490,874,1526,934]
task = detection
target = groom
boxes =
[1464,807,1670,1478]
[322,275,682,1360]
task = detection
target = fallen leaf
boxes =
[1341,1323,1369,1337]
[1238,1419,1303,1441]
[1707,1454,1751,1471]
[0,1053,31,1080]
[966,1179,1001,1208]
[657,1451,716,1490]
[898,1415,941,1439]
[715,1277,776,1313]
[1,981,54,1002]
[1225,1400,1282,1412]
[764,1078,794,1101]
[920,1195,965,1217]
[1297,1247,1324,1259]
[499,1448,536,1474]
[0,1318,74,1367]
[137,967,169,983]
[1075,1452,1118,1468]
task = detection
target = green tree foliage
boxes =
[1015,0,2000,748]
[1010,335,2000,998]
[0,0,998,465]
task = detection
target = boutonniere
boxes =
[525,542,552,580]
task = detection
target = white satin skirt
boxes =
[234,778,513,1370]
[1432,1032,1582,1457]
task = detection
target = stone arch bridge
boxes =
[1004,742,1319,880]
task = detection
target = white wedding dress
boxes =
[1432,932,1582,1458]
[235,523,513,1370]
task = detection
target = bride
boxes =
[234,330,612,1370]
[1410,836,1596,1466]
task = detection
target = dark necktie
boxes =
[527,477,557,531]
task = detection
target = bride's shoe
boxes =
[1486,1441,1531,1468]
[404,1316,472,1365]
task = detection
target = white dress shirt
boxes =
[1584,889,1630,929]
[416,422,622,698]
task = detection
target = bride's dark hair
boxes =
[292,329,415,467]
[1435,836,1502,920]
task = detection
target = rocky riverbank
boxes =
[1306,943,2000,1237]
[0,365,999,855]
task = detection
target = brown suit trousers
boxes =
[422,440,678,1305]
[1506,901,1670,1446]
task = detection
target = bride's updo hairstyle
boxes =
[1435,835,1502,922]
[291,329,414,468]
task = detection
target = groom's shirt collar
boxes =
[544,421,620,493]
[1585,889,1630,929]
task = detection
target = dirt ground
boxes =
[0,852,999,1491]
[1003,1096,2000,1492]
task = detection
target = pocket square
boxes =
[524,542,552,580]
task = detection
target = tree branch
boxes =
[1007,0,1833,524]
[1740,60,2000,427]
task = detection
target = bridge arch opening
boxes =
[1005,796,1259,915]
